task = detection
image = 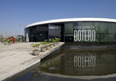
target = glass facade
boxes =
[77,22,116,42]
[25,21,116,43]
[48,24,61,39]
[64,23,74,42]
[36,25,48,41]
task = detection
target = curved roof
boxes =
[26,18,116,28]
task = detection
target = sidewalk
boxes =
[0,42,64,81]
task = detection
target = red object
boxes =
[8,36,15,43]
[10,36,15,43]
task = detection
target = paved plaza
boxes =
[0,42,64,81]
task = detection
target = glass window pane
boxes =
[65,23,73,34]
[108,23,116,33]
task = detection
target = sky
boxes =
[0,0,116,37]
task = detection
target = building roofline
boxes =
[26,18,116,28]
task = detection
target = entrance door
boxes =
[37,31,48,41]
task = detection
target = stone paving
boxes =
[0,42,64,81]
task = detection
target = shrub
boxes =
[31,43,40,51]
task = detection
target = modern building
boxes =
[25,18,116,43]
